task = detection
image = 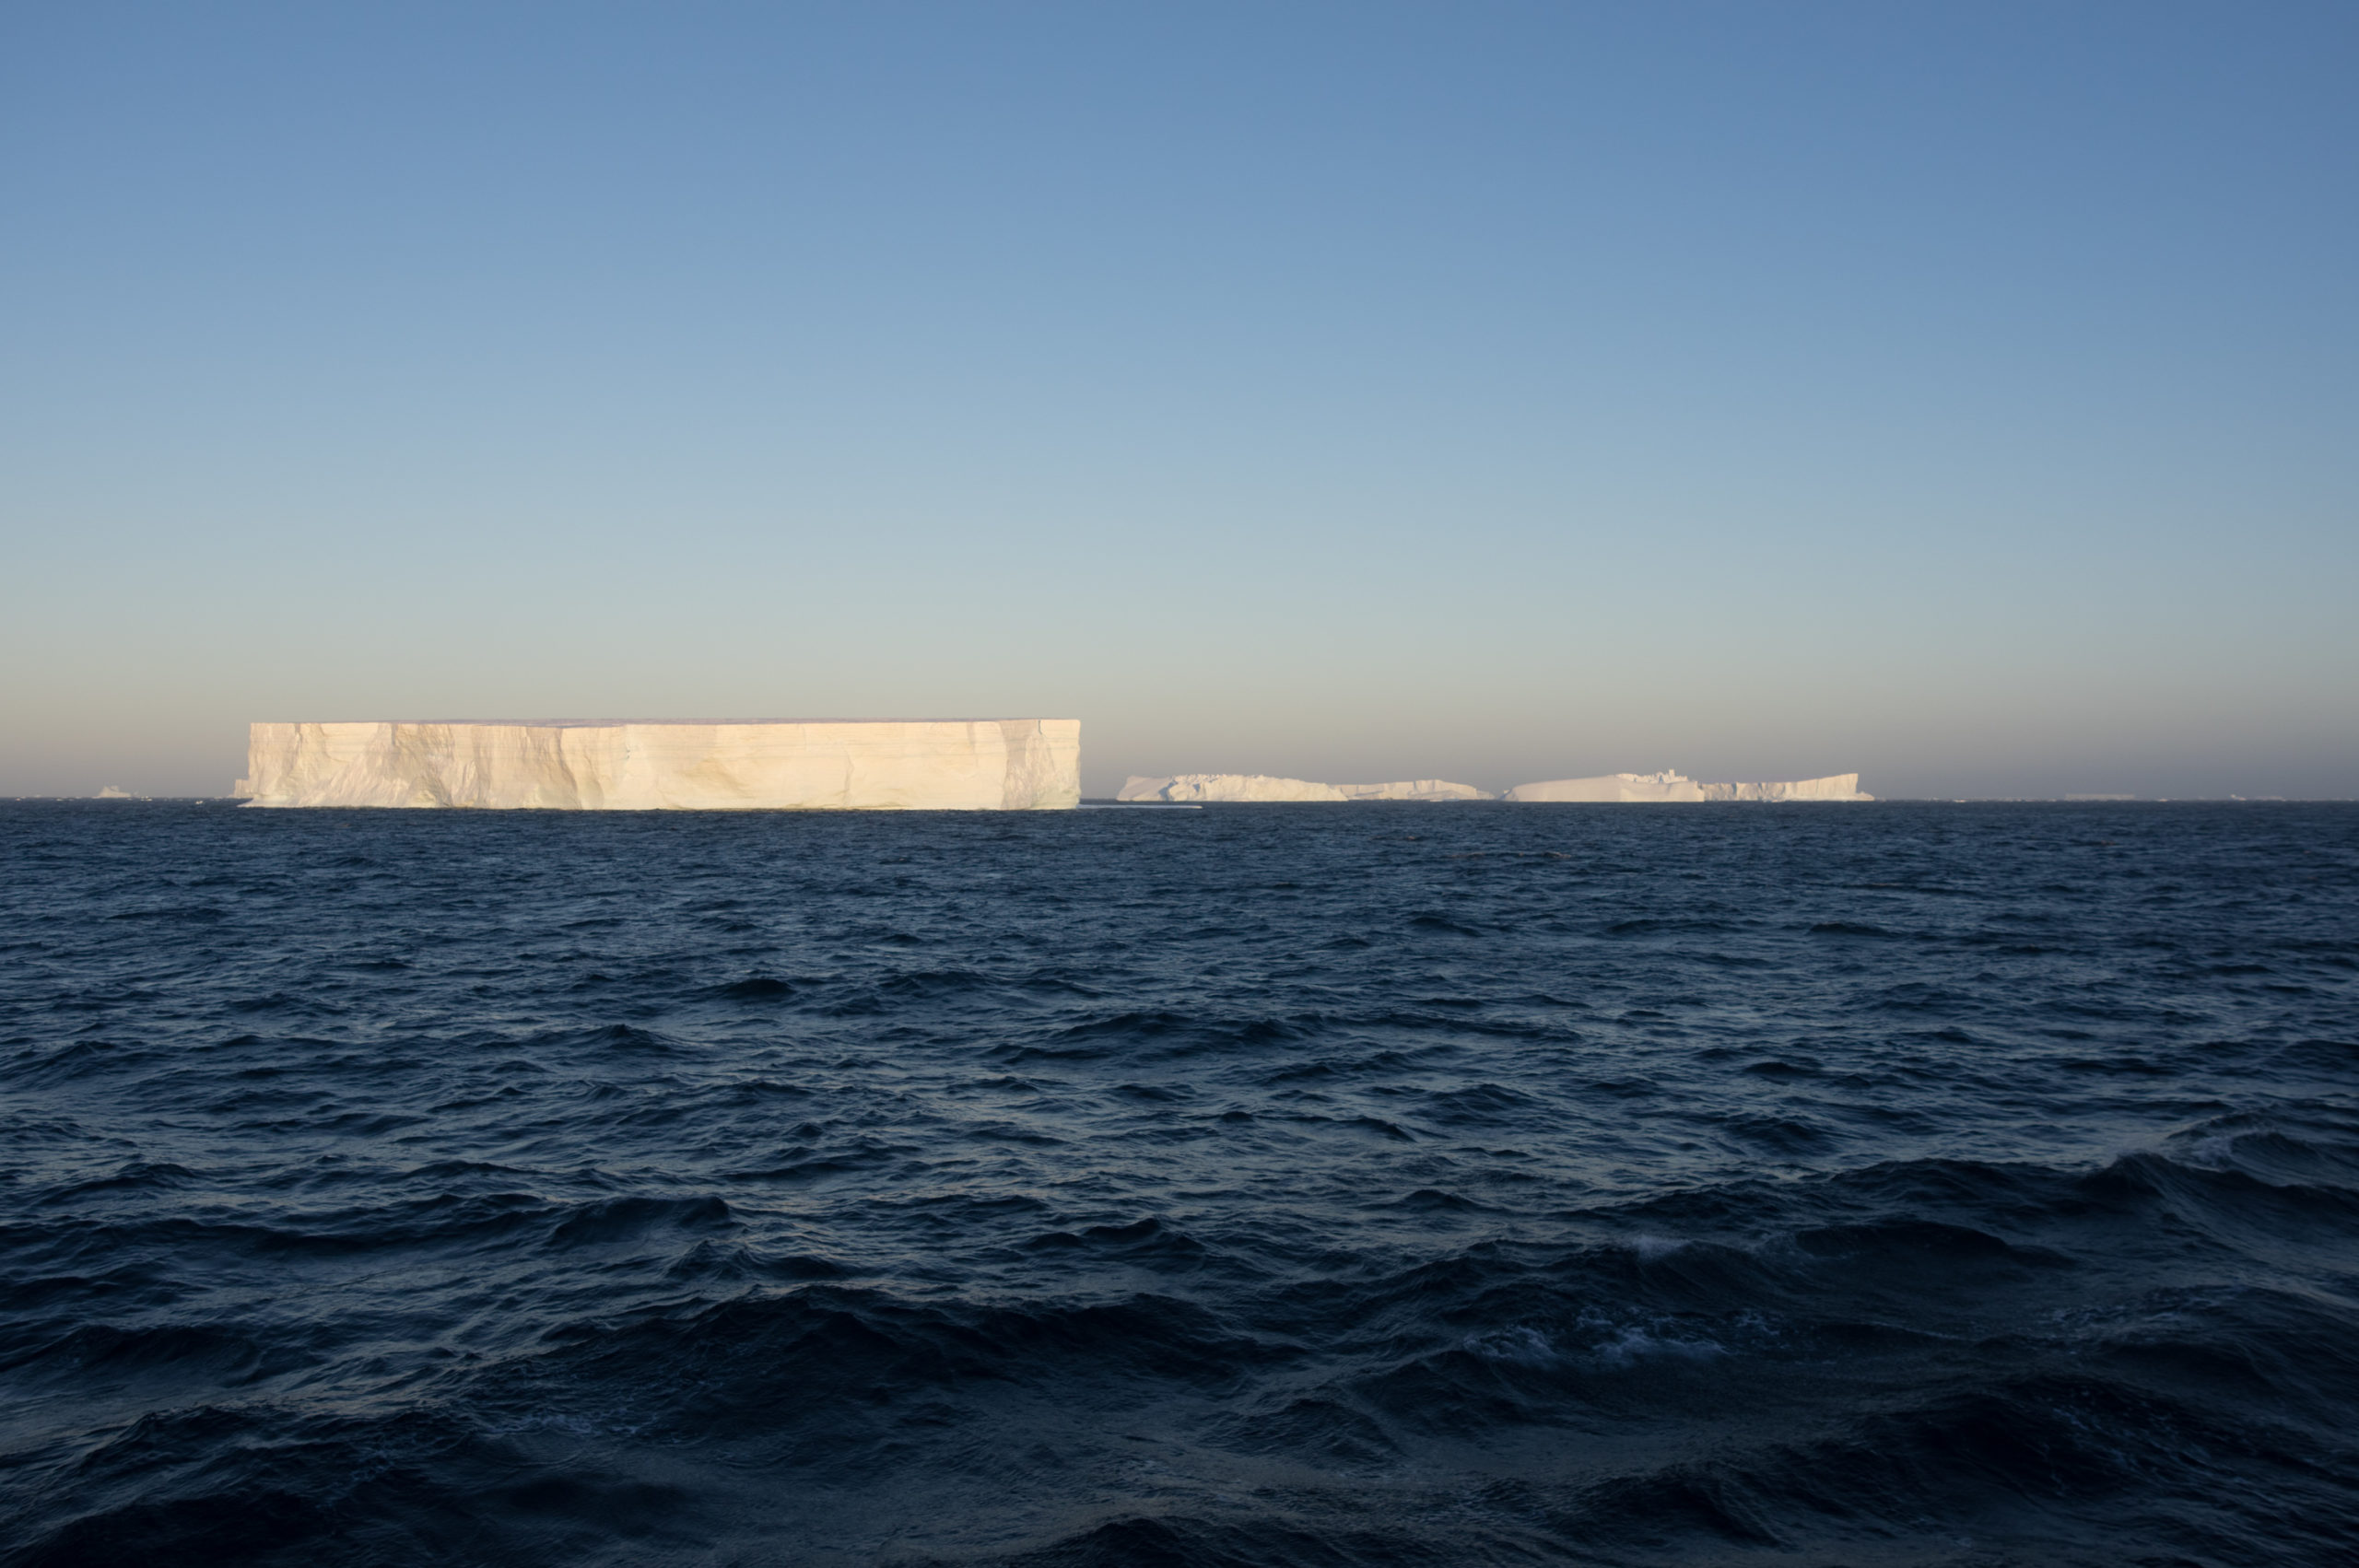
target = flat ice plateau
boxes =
[238,720,1081,810]
[1119,775,1494,803]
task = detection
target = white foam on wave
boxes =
[1589,1325,1726,1366]
[1461,1325,1557,1364]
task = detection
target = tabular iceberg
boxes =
[1505,769,1872,802]
[236,720,1081,810]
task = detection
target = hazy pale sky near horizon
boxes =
[4,2,2353,799]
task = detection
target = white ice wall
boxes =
[239,720,1081,810]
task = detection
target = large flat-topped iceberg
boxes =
[1506,769,1871,802]
[1118,774,1493,803]
[237,720,1081,810]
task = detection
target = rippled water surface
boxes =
[3,799,2356,1566]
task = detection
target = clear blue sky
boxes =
[4,2,2353,798]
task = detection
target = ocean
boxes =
[2,799,2353,1566]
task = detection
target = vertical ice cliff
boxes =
[239,720,1082,809]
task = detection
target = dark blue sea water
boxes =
[3,800,2355,1566]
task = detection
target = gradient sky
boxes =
[4,2,2353,799]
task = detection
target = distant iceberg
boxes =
[1121,768,1868,804]
[1118,774,1493,803]
[1505,770,1871,802]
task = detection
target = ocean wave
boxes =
[3,800,2355,1563]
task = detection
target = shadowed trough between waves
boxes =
[3,800,2356,1565]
